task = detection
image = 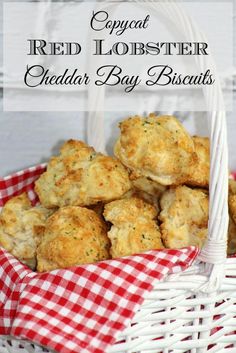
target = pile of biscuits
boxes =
[0,114,235,272]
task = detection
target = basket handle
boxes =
[86,0,229,292]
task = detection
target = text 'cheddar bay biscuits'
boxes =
[114,114,197,186]
[0,193,53,269]
[103,197,164,258]
[37,206,110,272]
[159,186,209,249]
[35,139,131,208]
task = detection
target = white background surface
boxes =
[0,0,235,176]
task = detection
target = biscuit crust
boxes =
[103,197,164,258]
[228,180,236,255]
[123,188,160,213]
[127,175,167,212]
[0,193,52,269]
[114,114,197,186]
[131,176,166,197]
[159,186,209,248]
[37,206,110,272]
[35,140,131,208]
[229,180,236,225]
[187,136,210,188]
[228,216,236,256]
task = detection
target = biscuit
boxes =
[227,216,236,256]
[229,179,236,194]
[187,136,210,188]
[131,175,166,197]
[123,188,160,213]
[87,202,111,232]
[103,197,164,258]
[229,179,236,225]
[37,206,110,272]
[228,180,236,255]
[114,114,197,186]
[159,186,209,248]
[128,175,167,212]
[0,193,52,269]
[35,139,131,208]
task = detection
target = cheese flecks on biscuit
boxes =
[103,197,164,258]
[159,186,208,249]
[0,193,52,269]
[186,136,210,188]
[114,114,197,186]
[35,139,131,208]
[37,206,110,272]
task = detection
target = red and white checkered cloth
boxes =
[0,164,46,207]
[0,165,199,353]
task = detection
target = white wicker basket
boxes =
[1,1,236,352]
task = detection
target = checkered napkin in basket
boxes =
[0,165,199,353]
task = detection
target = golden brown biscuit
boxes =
[227,216,236,256]
[123,188,160,213]
[229,179,236,225]
[127,175,167,212]
[114,114,197,186]
[35,140,131,208]
[159,186,209,248]
[37,206,110,272]
[131,175,166,197]
[103,197,164,258]
[229,179,236,194]
[186,136,210,188]
[0,193,52,269]
[87,202,111,232]
[226,180,236,255]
